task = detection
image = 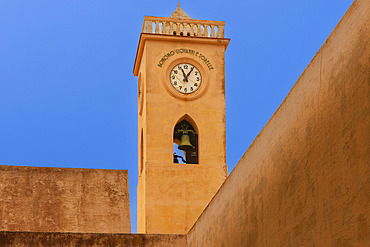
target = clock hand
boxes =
[186,67,194,79]
[179,67,188,82]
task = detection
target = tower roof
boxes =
[169,3,192,19]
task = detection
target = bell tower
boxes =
[133,4,229,234]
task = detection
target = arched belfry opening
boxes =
[173,118,198,164]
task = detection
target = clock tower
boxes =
[133,4,229,234]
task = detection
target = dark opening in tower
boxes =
[173,120,198,164]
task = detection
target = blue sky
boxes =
[0,0,353,232]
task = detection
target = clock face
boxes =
[170,63,202,94]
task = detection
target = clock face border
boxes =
[163,58,209,101]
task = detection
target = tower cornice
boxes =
[133,33,230,76]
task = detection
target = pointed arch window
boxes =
[173,119,198,164]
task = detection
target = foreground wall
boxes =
[0,166,131,233]
[187,0,369,246]
[0,232,186,247]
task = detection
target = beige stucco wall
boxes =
[187,0,369,246]
[0,165,131,233]
[144,161,227,234]
[136,35,229,234]
[140,38,229,165]
[0,231,186,247]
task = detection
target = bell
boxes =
[178,134,193,151]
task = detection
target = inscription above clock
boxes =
[170,63,202,94]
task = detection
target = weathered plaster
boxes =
[187,0,369,246]
[0,231,186,247]
[0,166,131,233]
